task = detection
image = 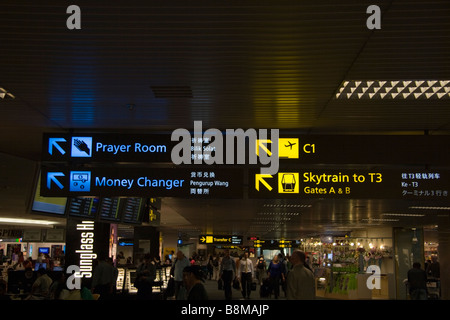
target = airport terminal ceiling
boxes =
[0,1,449,240]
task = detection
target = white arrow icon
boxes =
[48,138,67,155]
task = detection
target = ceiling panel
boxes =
[0,0,449,239]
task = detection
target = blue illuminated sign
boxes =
[40,166,243,198]
[70,171,91,192]
[71,137,92,157]
[48,138,67,155]
[47,172,65,190]
[42,133,173,163]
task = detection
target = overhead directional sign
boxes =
[249,168,450,200]
[42,133,174,163]
[48,138,67,155]
[255,174,273,191]
[40,166,243,198]
[198,235,243,245]
[47,172,65,190]
[253,239,300,248]
[254,135,450,165]
[256,138,299,159]
[253,239,266,248]
[43,133,450,165]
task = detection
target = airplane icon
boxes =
[284,141,297,149]
[279,138,299,159]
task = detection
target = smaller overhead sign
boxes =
[198,235,243,245]
[253,239,299,249]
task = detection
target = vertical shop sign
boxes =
[66,220,96,289]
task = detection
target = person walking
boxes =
[255,255,267,285]
[267,254,285,299]
[207,255,214,280]
[407,262,428,300]
[219,249,236,300]
[212,255,221,280]
[238,252,254,299]
[286,250,315,300]
[172,251,191,300]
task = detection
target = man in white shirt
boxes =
[219,249,236,300]
[238,252,254,299]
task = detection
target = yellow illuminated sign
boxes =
[199,235,242,244]
[255,172,300,194]
[256,139,272,157]
[278,138,299,159]
[149,209,157,221]
[255,174,273,191]
[256,138,300,159]
[278,172,299,193]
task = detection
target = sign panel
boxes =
[198,235,243,245]
[265,135,450,165]
[249,168,450,200]
[40,166,243,198]
[43,133,450,165]
[43,133,174,163]
[253,239,299,248]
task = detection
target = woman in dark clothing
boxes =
[267,254,285,299]
[183,265,208,300]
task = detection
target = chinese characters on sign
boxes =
[400,172,448,198]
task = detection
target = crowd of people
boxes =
[165,249,316,301]
[0,252,119,300]
[1,248,441,301]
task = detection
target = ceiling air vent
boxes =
[150,86,193,98]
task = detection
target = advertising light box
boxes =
[40,166,243,198]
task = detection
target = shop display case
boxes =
[115,265,171,294]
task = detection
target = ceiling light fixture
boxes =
[263,204,311,208]
[382,213,425,217]
[361,218,399,222]
[0,87,15,99]
[0,217,58,226]
[409,206,450,210]
[335,80,450,100]
[257,212,300,216]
